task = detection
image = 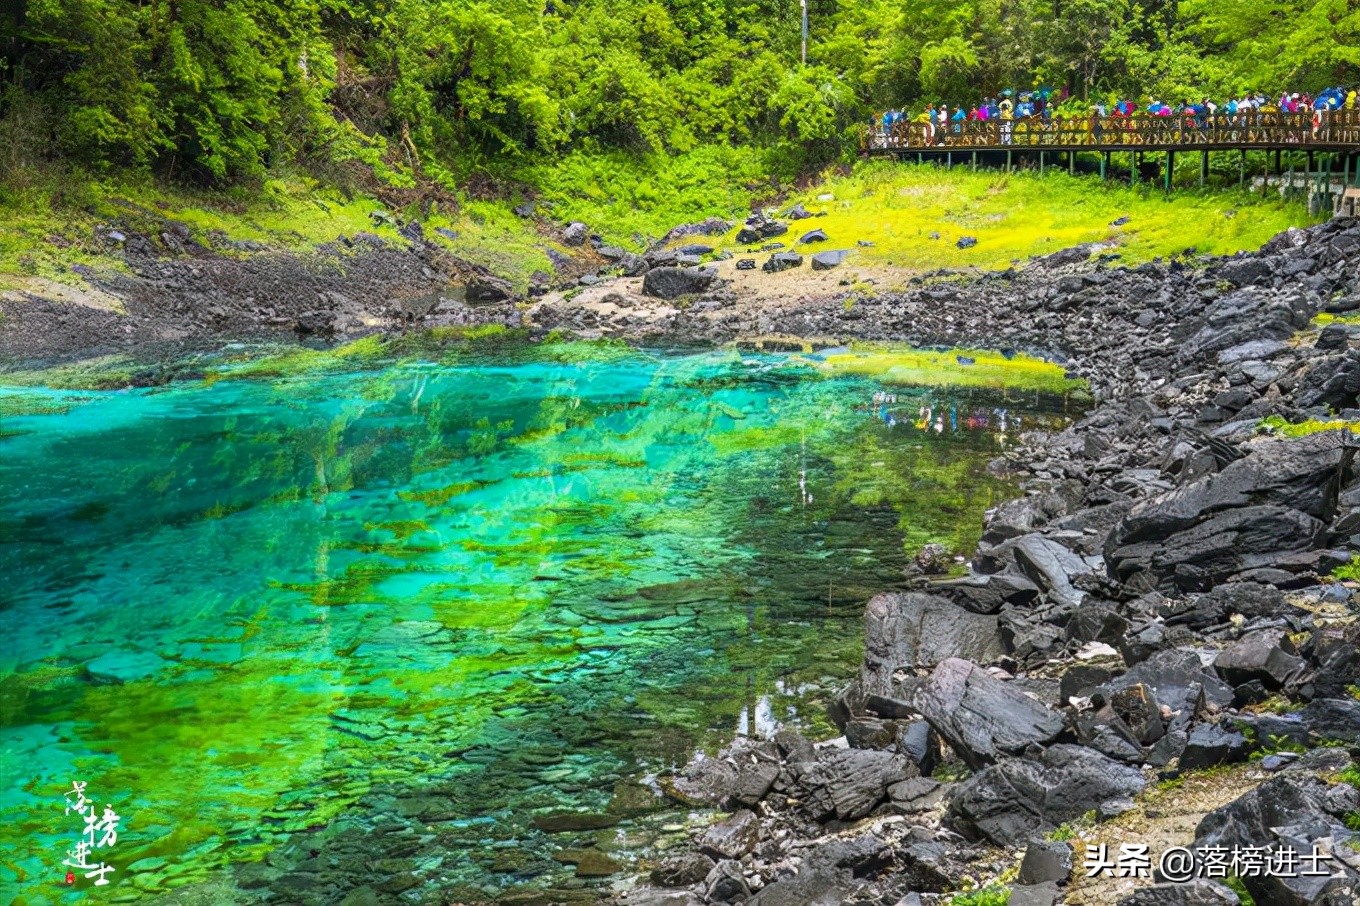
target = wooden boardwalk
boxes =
[863,111,1360,194]
[865,111,1360,154]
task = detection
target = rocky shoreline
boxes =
[602,220,1360,906]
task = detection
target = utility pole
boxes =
[801,0,808,65]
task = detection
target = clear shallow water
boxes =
[0,344,1079,901]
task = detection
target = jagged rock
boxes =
[621,891,705,906]
[929,573,1040,614]
[1193,776,1360,906]
[859,594,1005,701]
[845,717,896,750]
[1213,628,1305,689]
[641,266,717,299]
[787,748,915,822]
[735,259,756,271]
[947,744,1145,845]
[912,658,1065,768]
[762,252,803,273]
[799,228,829,244]
[621,254,650,277]
[886,777,946,813]
[1100,648,1236,721]
[784,203,812,220]
[956,236,978,249]
[1164,581,1287,629]
[748,870,846,906]
[704,859,750,902]
[1178,722,1250,769]
[1115,880,1240,905]
[1019,840,1073,884]
[699,809,761,860]
[1008,534,1094,607]
[810,250,851,270]
[1300,697,1360,745]
[651,852,716,887]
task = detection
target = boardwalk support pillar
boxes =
[1200,150,1209,187]
[971,151,977,172]
[1239,149,1246,189]
[1165,151,1174,192]
[947,151,952,169]
[1101,151,1109,180]
[1040,151,1045,174]
[1006,149,1012,173]
[1069,151,1075,175]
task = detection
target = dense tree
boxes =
[1,0,1355,188]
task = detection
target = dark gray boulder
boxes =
[1019,839,1073,885]
[1008,534,1094,607]
[698,809,760,860]
[929,573,1040,614]
[859,593,1005,701]
[762,252,803,273]
[1193,776,1360,906]
[1115,880,1240,905]
[947,744,1145,845]
[1108,504,1327,591]
[810,250,851,270]
[1213,628,1305,689]
[787,748,915,822]
[1100,648,1236,720]
[651,852,716,887]
[912,658,1066,768]
[1300,697,1360,745]
[799,228,829,244]
[956,236,978,249]
[563,221,589,246]
[1105,433,1356,589]
[641,266,717,299]
[704,859,749,903]
[1178,723,1250,770]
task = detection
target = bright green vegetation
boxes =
[0,174,560,292]
[6,0,1357,190]
[949,885,1011,906]
[807,342,1082,393]
[0,344,1084,899]
[1224,876,1258,906]
[732,162,1318,270]
[1259,415,1360,438]
[1332,555,1360,581]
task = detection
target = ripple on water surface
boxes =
[0,343,1083,900]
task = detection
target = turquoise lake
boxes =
[0,342,1080,903]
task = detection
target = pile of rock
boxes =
[619,220,1360,906]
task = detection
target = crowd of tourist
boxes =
[871,85,1360,148]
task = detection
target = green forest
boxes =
[2,0,1358,195]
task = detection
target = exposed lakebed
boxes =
[0,342,1082,901]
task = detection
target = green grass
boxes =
[1260,415,1360,438]
[526,145,769,247]
[0,171,559,293]
[806,343,1084,394]
[695,160,1316,272]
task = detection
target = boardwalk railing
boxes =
[865,110,1360,152]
